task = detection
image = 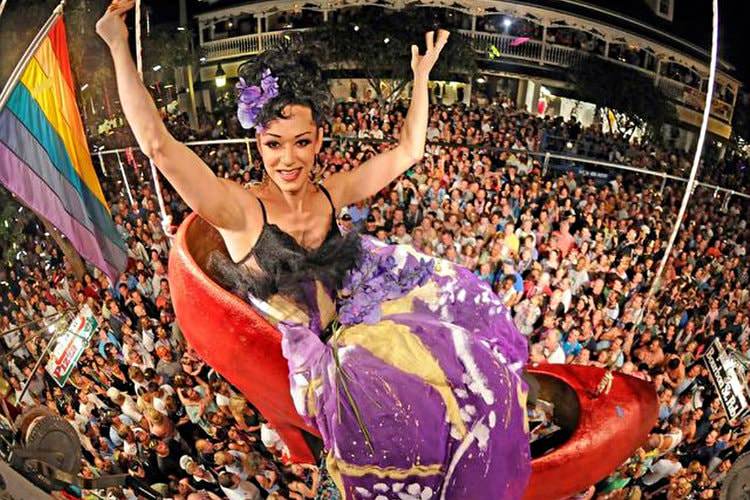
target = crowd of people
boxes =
[1,91,749,499]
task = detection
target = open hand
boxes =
[411,30,450,81]
[95,0,135,50]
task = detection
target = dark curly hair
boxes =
[237,37,333,130]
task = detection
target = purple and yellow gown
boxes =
[208,188,530,499]
[240,235,531,499]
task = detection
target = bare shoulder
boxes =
[218,178,260,205]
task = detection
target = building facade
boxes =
[190,0,741,146]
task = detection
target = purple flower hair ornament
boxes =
[236,69,279,130]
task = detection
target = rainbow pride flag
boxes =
[0,16,126,279]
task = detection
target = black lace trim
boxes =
[207,229,362,304]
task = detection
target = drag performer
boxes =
[98,2,530,498]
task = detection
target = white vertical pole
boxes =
[97,152,107,177]
[645,0,719,301]
[135,0,143,78]
[150,160,169,227]
[115,151,135,206]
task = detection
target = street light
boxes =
[503,18,512,28]
[215,63,226,88]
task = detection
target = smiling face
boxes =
[256,105,323,193]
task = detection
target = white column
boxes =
[540,23,547,65]
[323,9,328,22]
[258,15,265,52]
[728,82,738,123]
[654,58,662,86]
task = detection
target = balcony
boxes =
[199,28,735,128]
[201,28,311,62]
[201,29,585,70]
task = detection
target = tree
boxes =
[0,0,59,83]
[0,188,86,278]
[141,24,193,85]
[568,56,676,143]
[0,189,33,267]
[307,7,477,102]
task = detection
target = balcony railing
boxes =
[202,28,311,62]
[200,28,732,124]
[657,77,733,122]
[460,30,587,69]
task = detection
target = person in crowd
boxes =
[99,2,531,497]
[0,5,746,497]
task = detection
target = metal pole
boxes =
[644,0,720,307]
[135,0,143,78]
[0,0,65,113]
[542,152,550,177]
[659,174,667,195]
[149,159,170,248]
[0,0,8,20]
[186,65,198,130]
[93,138,750,200]
[115,151,135,206]
[0,307,75,339]
[15,315,69,406]
[97,152,108,178]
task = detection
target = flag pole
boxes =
[0,0,65,113]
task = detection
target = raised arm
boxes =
[96,1,251,231]
[324,30,449,208]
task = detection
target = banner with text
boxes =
[45,306,98,387]
[704,339,749,422]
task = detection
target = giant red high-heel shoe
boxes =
[169,214,658,500]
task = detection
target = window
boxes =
[655,0,674,21]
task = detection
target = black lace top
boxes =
[207,184,362,302]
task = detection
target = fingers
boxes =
[425,31,434,52]
[436,29,450,47]
[108,0,135,14]
[411,44,420,61]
